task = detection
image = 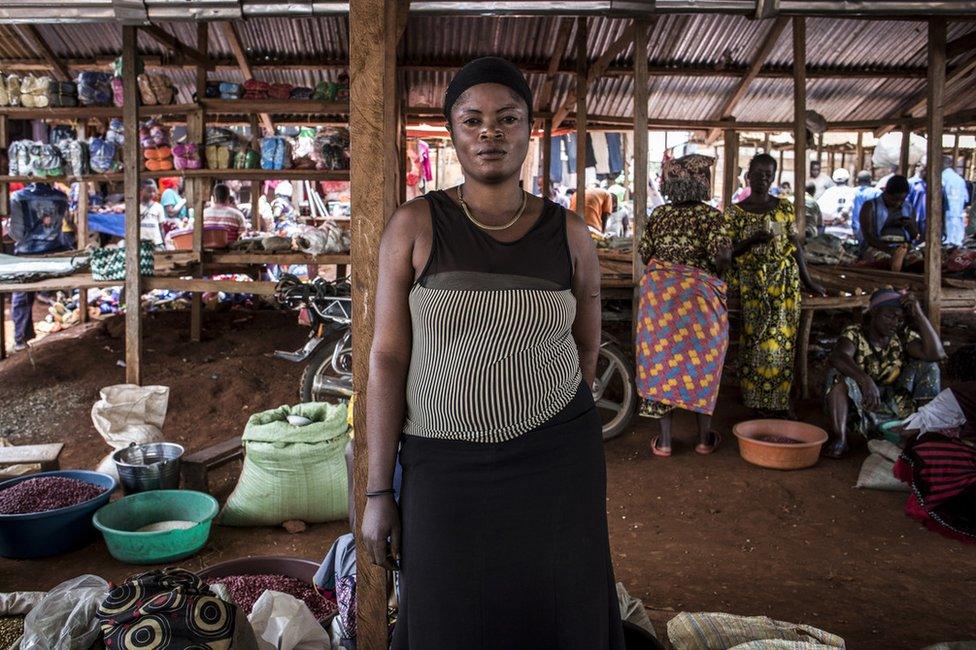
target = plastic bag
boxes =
[90,384,169,478]
[20,575,109,650]
[248,590,330,650]
[855,439,910,492]
[872,132,926,170]
[0,591,46,616]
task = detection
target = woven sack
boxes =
[90,241,155,281]
[220,401,350,526]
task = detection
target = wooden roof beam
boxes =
[551,19,649,132]
[534,17,574,131]
[218,21,274,136]
[15,25,70,81]
[705,16,790,145]
[139,24,212,69]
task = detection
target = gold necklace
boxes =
[457,184,527,231]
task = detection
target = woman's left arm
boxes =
[567,210,601,388]
[903,293,946,361]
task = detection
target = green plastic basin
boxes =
[93,489,218,565]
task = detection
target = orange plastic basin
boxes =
[732,419,828,470]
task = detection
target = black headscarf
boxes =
[443,57,533,124]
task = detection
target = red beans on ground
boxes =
[208,574,337,622]
[0,476,105,515]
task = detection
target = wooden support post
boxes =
[855,131,864,173]
[763,132,771,153]
[777,149,784,186]
[248,114,262,230]
[816,133,823,165]
[632,19,649,285]
[952,133,960,173]
[350,0,401,644]
[575,17,588,210]
[0,115,6,357]
[122,25,142,385]
[925,17,946,333]
[189,22,208,343]
[794,16,806,217]
[75,121,89,323]
[541,118,552,199]
[722,128,738,210]
[900,124,912,174]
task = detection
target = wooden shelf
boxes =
[0,103,196,119]
[0,173,124,183]
[208,252,350,265]
[0,273,121,293]
[139,169,348,181]
[144,276,278,296]
[202,98,350,115]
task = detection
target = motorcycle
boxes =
[274,274,635,441]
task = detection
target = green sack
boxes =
[220,401,349,527]
[90,241,155,281]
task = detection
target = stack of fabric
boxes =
[218,81,243,99]
[172,142,202,170]
[77,72,113,106]
[312,80,335,101]
[111,75,124,106]
[233,148,260,170]
[0,73,11,105]
[2,73,21,106]
[312,127,350,170]
[141,121,173,172]
[8,141,65,178]
[89,137,119,173]
[47,80,78,107]
[243,79,270,100]
[136,73,176,105]
[56,138,88,177]
[269,83,293,99]
[290,86,313,100]
[203,81,221,98]
[19,75,52,108]
[260,136,291,170]
[205,127,241,169]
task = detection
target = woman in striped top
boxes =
[362,57,625,649]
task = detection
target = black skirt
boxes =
[391,382,626,650]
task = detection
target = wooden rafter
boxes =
[551,19,644,131]
[218,21,274,135]
[705,16,790,145]
[534,17,574,130]
[877,50,976,136]
[139,24,211,69]
[15,25,70,81]
[947,30,976,59]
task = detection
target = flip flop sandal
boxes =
[695,431,722,455]
[651,435,672,458]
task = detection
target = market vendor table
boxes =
[0,273,124,360]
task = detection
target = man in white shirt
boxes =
[810,160,834,199]
[818,168,858,240]
[139,179,166,248]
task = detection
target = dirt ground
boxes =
[1,308,975,649]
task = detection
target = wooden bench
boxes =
[0,443,63,473]
[181,436,243,494]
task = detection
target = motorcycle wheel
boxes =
[299,344,352,403]
[595,342,636,441]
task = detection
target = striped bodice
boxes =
[403,190,583,443]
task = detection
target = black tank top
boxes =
[404,189,583,443]
[416,190,573,289]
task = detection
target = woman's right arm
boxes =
[830,336,881,410]
[361,203,422,571]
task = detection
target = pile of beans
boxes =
[0,476,105,515]
[756,434,802,444]
[209,574,336,621]
[0,615,25,646]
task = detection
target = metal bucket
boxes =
[113,442,184,494]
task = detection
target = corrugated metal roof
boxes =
[1,14,974,126]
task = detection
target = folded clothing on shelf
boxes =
[172,142,202,170]
[77,71,113,106]
[111,76,124,106]
[290,86,314,100]
[218,81,243,98]
[19,75,52,108]
[137,73,176,105]
[89,138,120,173]
[4,74,21,106]
[269,83,293,99]
[206,145,233,169]
[234,149,260,170]
[260,136,291,170]
[56,139,89,177]
[312,80,336,101]
[141,120,174,171]
[243,78,270,100]
[46,80,78,107]
[312,127,350,170]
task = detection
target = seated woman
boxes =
[858,175,922,272]
[823,289,945,458]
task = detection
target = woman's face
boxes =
[449,83,530,184]
[747,160,776,197]
[871,306,904,338]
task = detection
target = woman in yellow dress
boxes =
[724,153,826,417]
